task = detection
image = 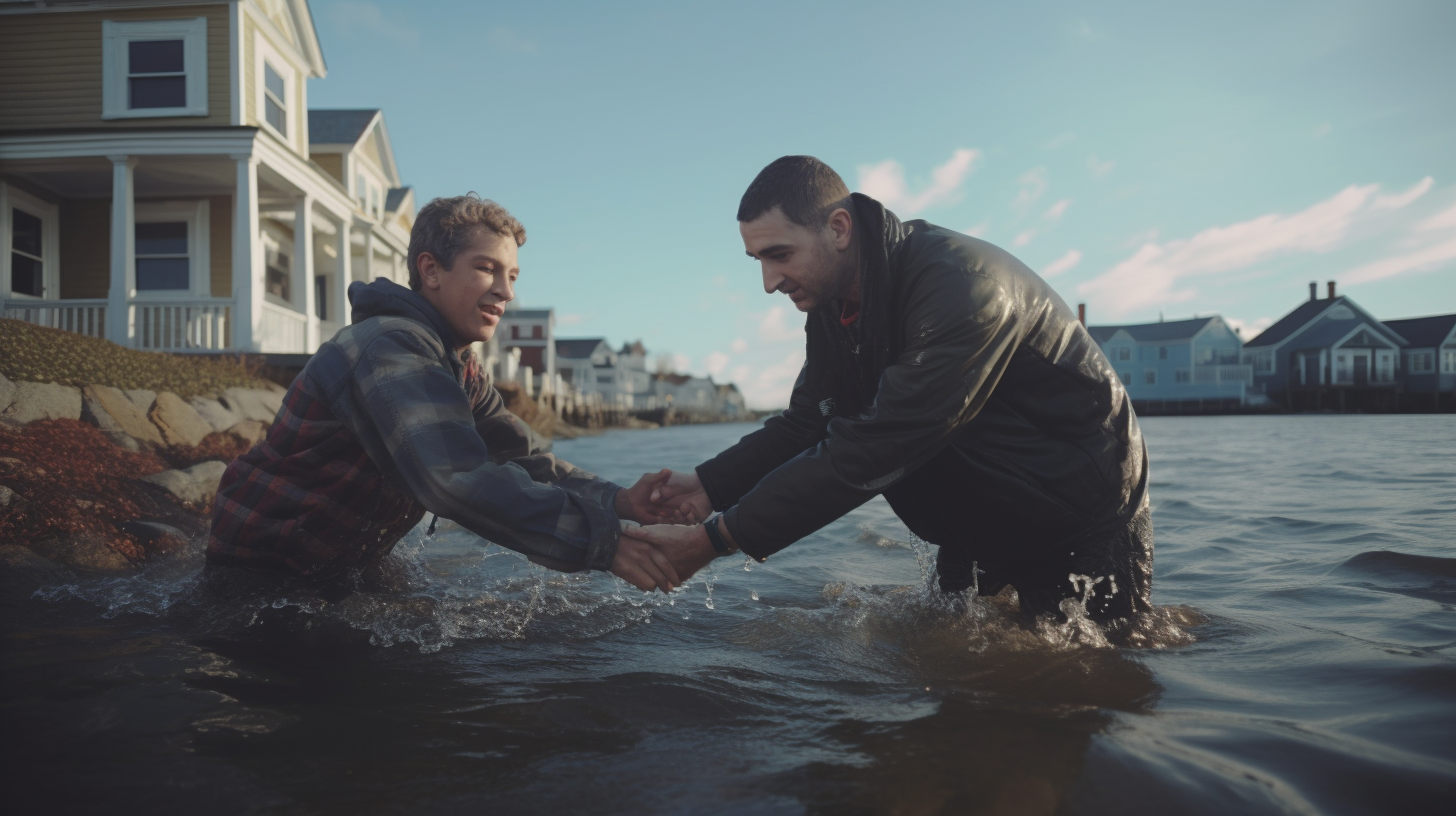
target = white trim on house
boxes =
[101,17,209,120]
[1,184,62,301]
[252,30,300,149]
[133,199,209,298]
[229,1,243,126]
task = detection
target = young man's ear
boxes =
[827,207,854,251]
[416,251,442,290]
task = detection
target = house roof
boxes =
[556,338,607,359]
[384,187,412,214]
[1383,314,1456,349]
[1245,295,1403,348]
[619,340,647,355]
[1086,316,1216,344]
[308,109,379,145]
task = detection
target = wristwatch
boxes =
[703,512,735,555]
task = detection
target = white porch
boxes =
[0,129,407,354]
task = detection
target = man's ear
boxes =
[827,207,854,251]
[416,251,442,290]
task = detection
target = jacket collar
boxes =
[347,277,467,376]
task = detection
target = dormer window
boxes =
[102,19,209,119]
[264,62,288,133]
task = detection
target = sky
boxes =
[307,0,1456,408]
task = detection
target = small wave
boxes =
[1340,550,1456,579]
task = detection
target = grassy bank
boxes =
[0,319,272,399]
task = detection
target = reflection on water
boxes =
[3,416,1455,815]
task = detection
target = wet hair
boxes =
[408,193,526,290]
[736,155,852,229]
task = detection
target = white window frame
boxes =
[133,200,210,299]
[253,33,298,146]
[1117,347,1130,361]
[1409,351,1434,374]
[2,185,62,300]
[102,18,209,120]
[1443,349,1456,374]
[1175,368,1191,384]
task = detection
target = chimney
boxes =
[1077,303,1086,326]
[1327,280,1336,299]
[1309,281,1317,302]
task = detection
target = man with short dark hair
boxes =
[627,156,1153,622]
[209,194,682,593]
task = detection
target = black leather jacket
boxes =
[696,194,1148,563]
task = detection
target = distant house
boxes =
[498,306,555,382]
[1086,315,1249,411]
[1243,282,1406,411]
[1384,313,1456,411]
[555,337,622,401]
[0,0,413,355]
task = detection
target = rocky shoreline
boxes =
[0,370,284,596]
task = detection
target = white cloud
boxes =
[1123,228,1159,248]
[1417,201,1456,232]
[1087,155,1114,178]
[1373,176,1433,210]
[1343,236,1456,285]
[330,1,419,46]
[730,337,749,353]
[1012,168,1048,213]
[1225,316,1273,340]
[1014,230,1036,247]
[1044,131,1077,150]
[704,351,730,378]
[857,148,982,216]
[1042,249,1082,278]
[1078,182,1385,318]
[1043,199,1072,221]
[963,222,990,238]
[672,353,692,373]
[556,313,584,327]
[740,350,805,409]
[757,305,805,343]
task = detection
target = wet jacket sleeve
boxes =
[354,331,620,571]
[695,362,830,510]
[721,268,1020,561]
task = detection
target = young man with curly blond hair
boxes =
[209,194,681,592]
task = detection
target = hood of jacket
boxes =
[347,277,466,375]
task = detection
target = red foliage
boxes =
[0,419,179,556]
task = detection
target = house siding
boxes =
[242,8,311,156]
[0,5,232,131]
[313,153,344,185]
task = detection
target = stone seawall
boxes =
[0,371,286,593]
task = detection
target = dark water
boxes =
[3,416,1454,815]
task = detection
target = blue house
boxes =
[1243,282,1406,411]
[1384,313,1456,411]
[1086,315,1248,412]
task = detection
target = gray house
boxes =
[1243,282,1406,411]
[1383,313,1456,411]
[1086,315,1248,412]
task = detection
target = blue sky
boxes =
[309,1,1456,407]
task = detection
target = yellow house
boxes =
[0,0,414,354]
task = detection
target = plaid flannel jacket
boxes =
[208,279,622,577]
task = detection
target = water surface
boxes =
[3,416,1454,814]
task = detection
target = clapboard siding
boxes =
[0,4,231,131]
[312,153,344,185]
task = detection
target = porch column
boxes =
[232,154,261,351]
[363,227,376,283]
[295,194,317,351]
[105,155,137,346]
[335,218,351,326]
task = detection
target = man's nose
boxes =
[497,274,515,303]
[761,264,784,295]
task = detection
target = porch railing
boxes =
[259,300,307,353]
[2,298,107,338]
[132,299,231,351]
[1194,364,1253,384]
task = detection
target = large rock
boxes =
[189,396,242,434]
[81,384,165,450]
[0,544,71,601]
[0,381,82,424]
[149,391,212,447]
[224,420,267,446]
[28,534,134,574]
[119,520,192,558]
[125,388,157,412]
[221,387,283,424]
[0,372,15,414]
[141,460,228,507]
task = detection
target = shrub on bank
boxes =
[0,318,272,399]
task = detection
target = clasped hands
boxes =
[609,468,736,592]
